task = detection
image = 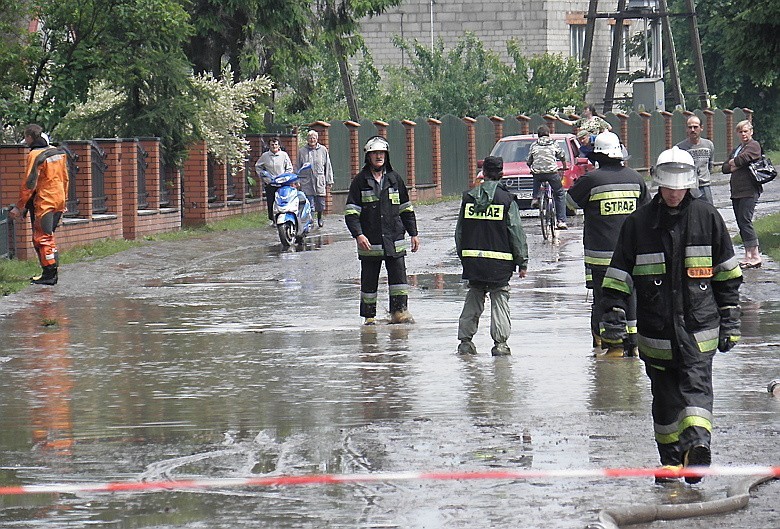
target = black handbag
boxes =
[749,154,777,184]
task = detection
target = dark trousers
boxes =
[360,256,409,318]
[592,266,637,349]
[732,196,759,248]
[645,358,714,466]
[532,172,566,222]
[265,184,278,221]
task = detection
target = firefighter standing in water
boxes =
[8,124,69,285]
[600,147,742,483]
[345,136,420,325]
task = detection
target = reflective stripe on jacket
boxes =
[602,193,742,368]
[344,167,417,259]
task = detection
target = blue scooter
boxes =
[268,163,313,248]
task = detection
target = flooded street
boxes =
[0,179,778,528]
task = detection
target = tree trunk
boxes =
[334,40,360,121]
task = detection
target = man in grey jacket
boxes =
[296,130,334,227]
[676,116,715,205]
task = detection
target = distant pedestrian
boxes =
[676,116,715,204]
[255,136,293,224]
[296,130,333,228]
[455,156,528,356]
[722,120,763,269]
[8,124,69,285]
[558,104,612,135]
[601,147,742,484]
[528,125,568,229]
[345,136,420,325]
[576,129,596,162]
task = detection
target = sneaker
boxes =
[364,317,376,326]
[390,310,415,324]
[655,464,683,484]
[457,340,477,355]
[556,221,568,230]
[318,217,324,228]
[530,199,539,209]
[683,445,711,484]
[491,342,511,356]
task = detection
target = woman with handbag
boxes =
[722,120,763,269]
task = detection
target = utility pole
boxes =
[685,0,710,108]
[658,0,684,109]
[580,0,599,89]
[603,0,627,112]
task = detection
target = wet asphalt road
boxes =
[0,174,778,529]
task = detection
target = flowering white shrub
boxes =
[193,65,272,174]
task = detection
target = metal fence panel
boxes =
[712,110,729,162]
[327,121,352,191]
[671,111,688,146]
[135,142,148,210]
[440,114,469,197]
[475,115,495,161]
[649,113,667,166]
[529,113,547,133]
[414,118,433,186]
[0,206,10,259]
[61,144,80,217]
[387,120,407,181]
[502,115,521,136]
[626,112,647,170]
[604,112,620,135]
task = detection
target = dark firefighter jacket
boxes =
[455,180,528,285]
[345,164,418,259]
[567,163,649,287]
[601,193,742,369]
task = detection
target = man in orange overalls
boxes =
[8,124,69,285]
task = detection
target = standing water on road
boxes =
[1,187,778,528]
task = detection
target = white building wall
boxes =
[359,0,636,113]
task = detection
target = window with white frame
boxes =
[570,24,586,63]
[610,24,630,72]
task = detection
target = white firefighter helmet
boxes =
[653,146,697,190]
[364,136,389,153]
[593,131,624,159]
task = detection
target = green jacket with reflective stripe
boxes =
[455,180,528,285]
[344,165,418,259]
[601,193,742,367]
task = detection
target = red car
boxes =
[478,133,594,210]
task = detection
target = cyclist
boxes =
[566,131,649,357]
[528,125,568,229]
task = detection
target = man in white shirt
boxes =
[255,136,293,224]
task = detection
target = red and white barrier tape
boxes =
[0,465,777,496]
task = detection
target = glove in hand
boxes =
[600,307,627,344]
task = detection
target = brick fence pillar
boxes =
[724,109,734,156]
[516,115,531,135]
[182,140,208,227]
[373,120,388,139]
[660,111,673,149]
[139,137,161,209]
[345,120,361,178]
[95,139,123,218]
[617,113,629,145]
[463,117,477,187]
[640,111,652,171]
[427,118,442,199]
[0,144,31,259]
[743,108,753,123]
[308,121,332,213]
[120,139,138,238]
[402,119,417,201]
[490,115,504,143]
[68,141,94,220]
[544,114,556,134]
[703,109,715,145]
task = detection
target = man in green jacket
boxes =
[455,156,528,356]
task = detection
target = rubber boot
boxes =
[491,342,511,356]
[683,445,711,484]
[591,331,604,352]
[31,265,58,286]
[317,212,323,228]
[596,345,625,359]
[457,339,477,355]
[390,309,415,324]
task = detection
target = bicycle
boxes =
[538,180,557,241]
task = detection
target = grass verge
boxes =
[0,213,266,296]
